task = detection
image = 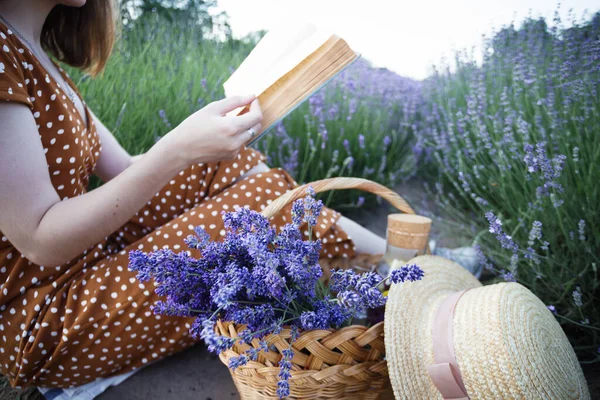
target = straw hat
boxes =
[384,255,590,399]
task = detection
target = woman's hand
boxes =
[164,95,263,165]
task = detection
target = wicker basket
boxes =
[217,177,418,399]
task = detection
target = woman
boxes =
[0,0,385,389]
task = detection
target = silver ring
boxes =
[247,128,256,138]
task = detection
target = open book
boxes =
[223,22,360,145]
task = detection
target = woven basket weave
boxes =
[217,177,418,399]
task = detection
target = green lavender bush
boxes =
[419,13,600,362]
[71,16,421,209]
[70,17,251,155]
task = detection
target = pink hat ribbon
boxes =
[427,289,471,400]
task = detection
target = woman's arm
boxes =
[91,109,134,182]
[0,95,262,266]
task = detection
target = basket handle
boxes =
[261,177,416,219]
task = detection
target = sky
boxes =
[214,0,599,80]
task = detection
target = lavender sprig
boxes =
[129,190,422,398]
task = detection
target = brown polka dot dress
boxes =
[0,23,355,388]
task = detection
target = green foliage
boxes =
[69,19,251,156]
[119,0,229,38]
[70,18,421,210]
[420,12,600,362]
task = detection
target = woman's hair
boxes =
[42,2,118,76]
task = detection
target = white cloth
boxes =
[429,240,482,278]
[38,369,137,400]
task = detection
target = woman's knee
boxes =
[241,162,270,179]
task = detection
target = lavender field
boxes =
[419,13,600,363]
[72,11,599,364]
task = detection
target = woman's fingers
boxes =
[237,122,262,146]
[211,94,256,115]
[231,99,263,132]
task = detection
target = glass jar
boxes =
[366,214,432,325]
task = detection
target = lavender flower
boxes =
[300,311,319,330]
[485,212,519,253]
[129,189,422,398]
[573,288,583,307]
[578,220,586,241]
[228,354,249,370]
[277,348,294,398]
[158,109,172,129]
[474,244,494,271]
[291,187,323,228]
[389,264,425,283]
[359,134,365,149]
[337,290,361,308]
[383,135,392,148]
[527,221,543,247]
[502,270,517,282]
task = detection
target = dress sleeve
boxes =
[0,34,32,107]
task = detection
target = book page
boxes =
[241,37,358,145]
[223,21,333,99]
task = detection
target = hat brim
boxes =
[384,255,482,399]
[384,255,590,399]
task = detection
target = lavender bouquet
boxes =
[129,189,423,398]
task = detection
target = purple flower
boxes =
[527,221,543,247]
[359,134,365,149]
[184,226,211,250]
[474,244,494,271]
[228,354,249,370]
[290,325,300,342]
[343,139,351,155]
[277,348,294,398]
[355,196,365,207]
[300,311,319,330]
[291,199,304,226]
[152,301,189,317]
[158,109,172,129]
[346,156,355,169]
[329,269,360,293]
[578,219,586,241]
[523,142,566,198]
[573,288,583,307]
[337,290,361,308]
[319,123,328,148]
[502,271,517,282]
[389,264,425,283]
[383,135,392,148]
[291,187,323,228]
[485,212,519,253]
[547,305,557,314]
[129,189,422,396]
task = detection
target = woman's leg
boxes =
[18,169,355,388]
[337,216,386,255]
[107,148,268,250]
[242,161,271,178]
[244,163,386,255]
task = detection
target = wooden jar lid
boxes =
[387,214,432,249]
